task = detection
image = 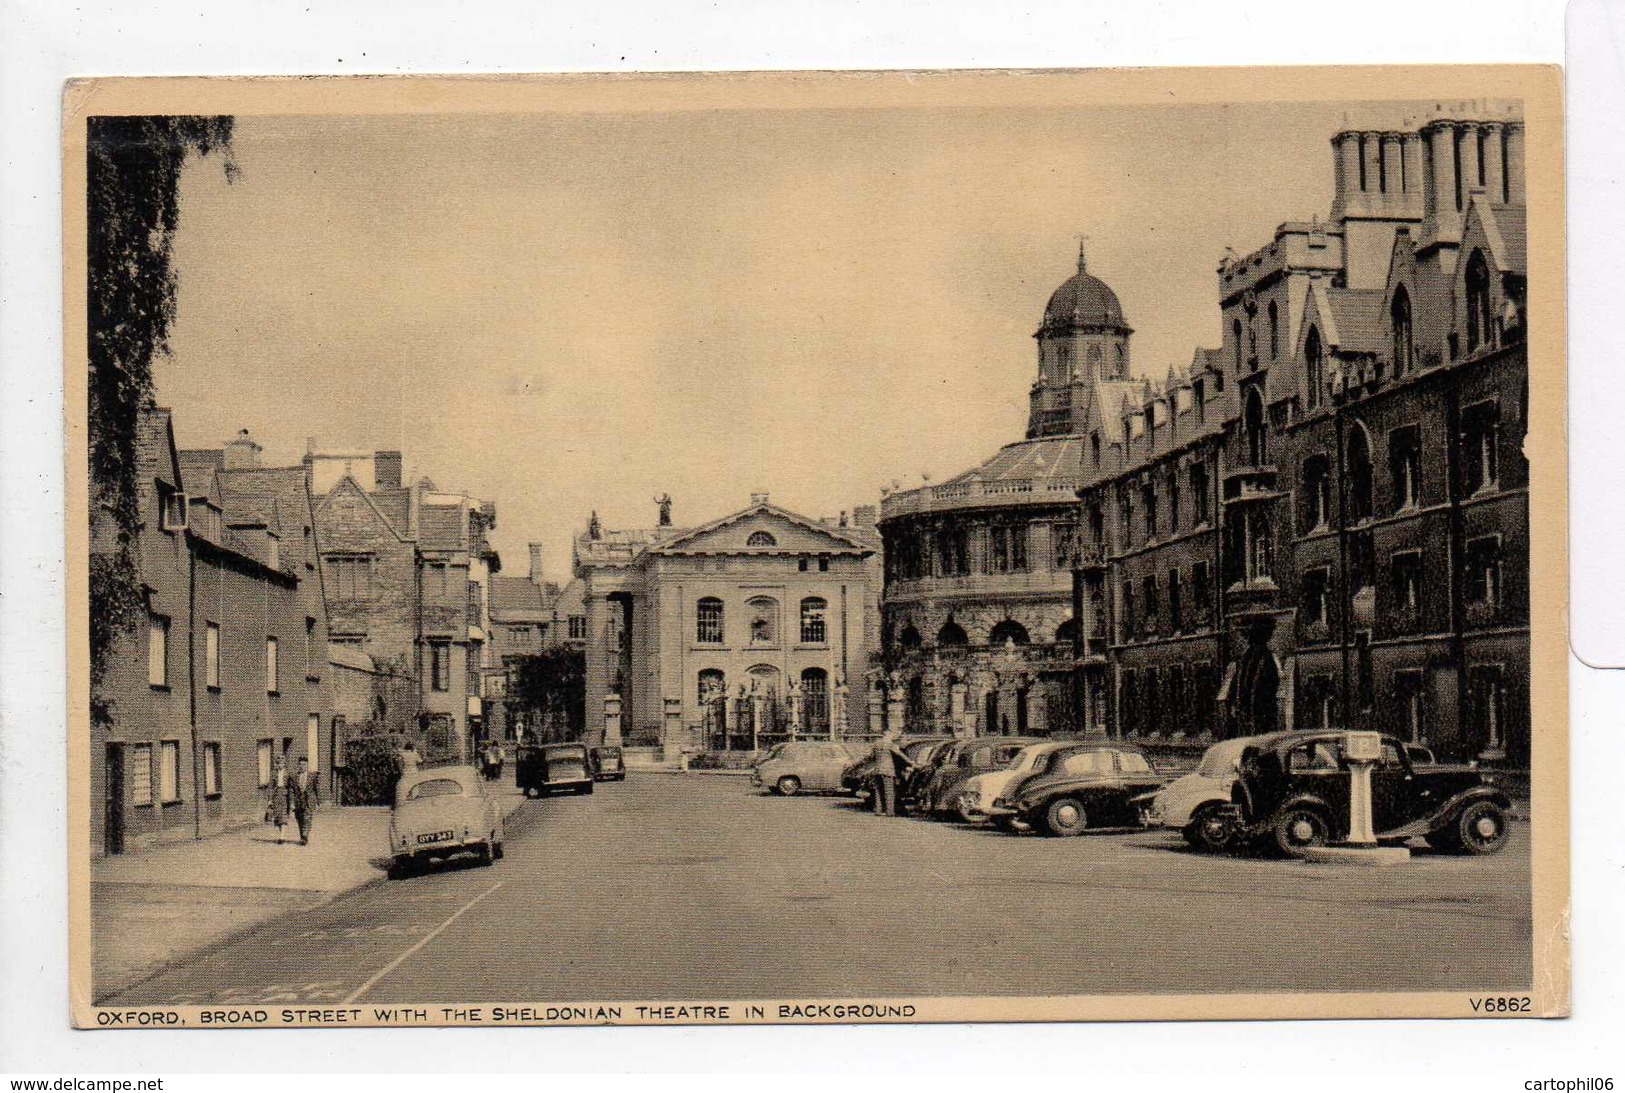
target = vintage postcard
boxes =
[65,66,1567,1028]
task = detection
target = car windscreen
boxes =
[405,778,465,801]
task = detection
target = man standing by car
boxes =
[869,730,912,817]
[288,756,319,846]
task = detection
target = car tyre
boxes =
[476,841,494,867]
[387,858,411,880]
[493,839,504,861]
[1453,800,1510,855]
[1044,797,1090,837]
[776,776,802,797]
[1272,804,1330,856]
[1182,804,1236,853]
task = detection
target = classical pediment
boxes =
[650,504,871,556]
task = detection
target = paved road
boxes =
[107,774,1531,1005]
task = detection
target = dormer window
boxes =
[159,485,188,532]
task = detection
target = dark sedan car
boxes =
[914,736,1047,818]
[516,742,594,797]
[990,744,1166,836]
[1229,730,1513,857]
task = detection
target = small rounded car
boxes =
[954,740,1083,826]
[387,765,504,878]
[1143,736,1266,852]
[1229,730,1513,857]
[914,736,1047,818]
[991,744,1165,836]
[517,742,594,797]
[752,740,868,796]
[589,745,627,782]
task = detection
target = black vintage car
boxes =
[990,744,1166,836]
[589,745,626,782]
[516,742,594,797]
[1229,730,1512,857]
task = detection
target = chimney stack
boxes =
[851,504,877,528]
[375,450,403,489]
[223,428,262,470]
[529,542,545,583]
[750,492,770,506]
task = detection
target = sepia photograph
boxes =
[63,67,1567,1027]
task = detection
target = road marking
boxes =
[343,881,505,1004]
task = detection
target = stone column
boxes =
[722,687,736,749]
[834,678,850,739]
[603,693,623,747]
[867,682,884,735]
[787,688,804,739]
[751,689,766,752]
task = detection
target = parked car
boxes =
[1143,736,1267,852]
[913,737,1047,818]
[387,765,504,877]
[589,745,626,782]
[954,740,1085,825]
[753,740,868,795]
[516,742,594,797]
[1229,730,1513,857]
[990,744,1166,836]
[842,736,952,801]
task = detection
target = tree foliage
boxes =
[510,647,587,742]
[87,115,234,721]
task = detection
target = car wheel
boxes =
[476,842,494,867]
[387,859,410,880]
[1183,804,1236,853]
[493,839,504,861]
[955,798,982,825]
[1044,797,1089,837]
[1272,805,1330,856]
[1453,800,1510,855]
[776,776,802,797]
[582,784,594,796]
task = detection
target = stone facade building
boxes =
[91,414,330,856]
[879,103,1530,768]
[307,446,499,760]
[573,496,882,754]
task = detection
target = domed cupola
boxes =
[1028,238,1136,439]
[1038,239,1131,335]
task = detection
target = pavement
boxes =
[91,778,526,1002]
[101,773,1533,1007]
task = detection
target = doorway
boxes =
[104,744,125,856]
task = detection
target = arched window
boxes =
[1244,387,1269,466]
[800,667,829,736]
[1114,343,1126,378]
[697,668,726,704]
[746,531,778,548]
[798,597,827,644]
[1390,285,1414,375]
[936,617,968,647]
[696,597,724,644]
[989,619,1030,647]
[899,624,922,652]
[1346,424,1374,524]
[1304,325,1325,410]
[1055,618,1079,646]
[1233,318,1244,371]
[746,597,779,645]
[1303,455,1333,532]
[1268,300,1279,359]
[1465,249,1493,353]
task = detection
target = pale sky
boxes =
[157,98,1429,581]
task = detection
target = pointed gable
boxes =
[315,475,411,546]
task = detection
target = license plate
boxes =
[418,830,454,844]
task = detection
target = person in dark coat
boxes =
[265,756,290,843]
[288,757,320,846]
[869,730,913,817]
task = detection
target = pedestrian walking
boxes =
[288,756,319,846]
[869,729,912,817]
[265,756,290,843]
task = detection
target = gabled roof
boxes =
[1466,199,1527,276]
[1304,281,1386,355]
[315,475,411,544]
[489,575,551,619]
[649,502,872,556]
